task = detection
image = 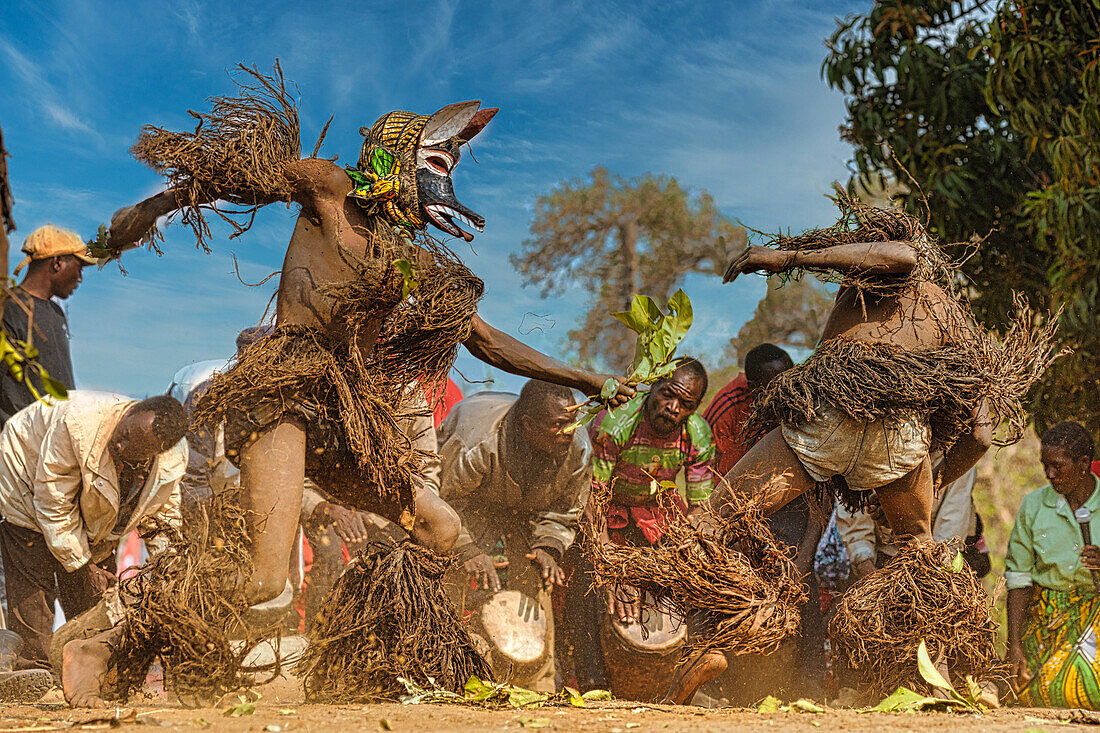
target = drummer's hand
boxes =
[313,501,369,544]
[607,583,639,624]
[1082,545,1100,571]
[526,548,566,587]
[464,552,502,592]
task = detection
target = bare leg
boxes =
[872,456,933,542]
[409,481,460,554]
[62,626,123,708]
[706,428,817,518]
[666,428,816,705]
[663,648,728,705]
[242,417,307,605]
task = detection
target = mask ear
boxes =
[456,108,498,142]
[421,101,481,146]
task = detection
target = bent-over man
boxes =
[437,380,590,688]
[0,392,187,670]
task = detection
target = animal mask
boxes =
[348,101,497,241]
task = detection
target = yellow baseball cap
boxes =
[14,224,97,275]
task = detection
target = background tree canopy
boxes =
[823,0,1100,442]
[510,167,746,370]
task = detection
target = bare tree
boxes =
[511,167,745,370]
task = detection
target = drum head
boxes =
[611,593,685,651]
[479,590,548,665]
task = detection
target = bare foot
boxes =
[62,639,111,708]
[662,649,727,705]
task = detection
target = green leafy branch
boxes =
[0,331,68,401]
[866,639,992,714]
[565,289,693,433]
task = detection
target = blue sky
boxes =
[1,0,863,398]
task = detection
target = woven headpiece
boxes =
[347,111,429,230]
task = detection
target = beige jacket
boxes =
[437,391,591,559]
[0,391,186,572]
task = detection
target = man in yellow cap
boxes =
[1,225,96,425]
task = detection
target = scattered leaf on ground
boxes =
[222,700,256,717]
[757,695,783,713]
[581,689,613,701]
[518,718,550,728]
[789,699,826,713]
[379,719,393,731]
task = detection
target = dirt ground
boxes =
[1,676,1097,733]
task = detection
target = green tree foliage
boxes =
[510,167,745,370]
[725,278,833,366]
[823,0,1100,441]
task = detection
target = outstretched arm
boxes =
[105,158,328,256]
[723,241,919,283]
[463,314,635,404]
[105,187,191,255]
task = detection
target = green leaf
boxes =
[463,675,496,702]
[868,687,927,712]
[664,288,694,345]
[563,686,585,708]
[600,377,620,400]
[518,718,550,729]
[612,310,648,334]
[370,147,396,177]
[916,639,954,692]
[865,686,963,713]
[757,695,783,713]
[38,372,69,400]
[507,687,548,708]
[563,407,600,434]
[393,258,420,298]
[580,689,612,701]
[951,552,965,573]
[789,699,826,713]
[223,700,256,717]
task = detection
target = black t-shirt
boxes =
[0,289,75,424]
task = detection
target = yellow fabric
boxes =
[1019,586,1100,709]
[0,391,185,571]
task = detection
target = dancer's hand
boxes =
[465,552,503,592]
[722,245,792,283]
[526,548,566,587]
[1007,644,1031,689]
[582,374,635,408]
[607,583,639,625]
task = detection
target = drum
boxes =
[599,593,685,702]
[476,590,550,681]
